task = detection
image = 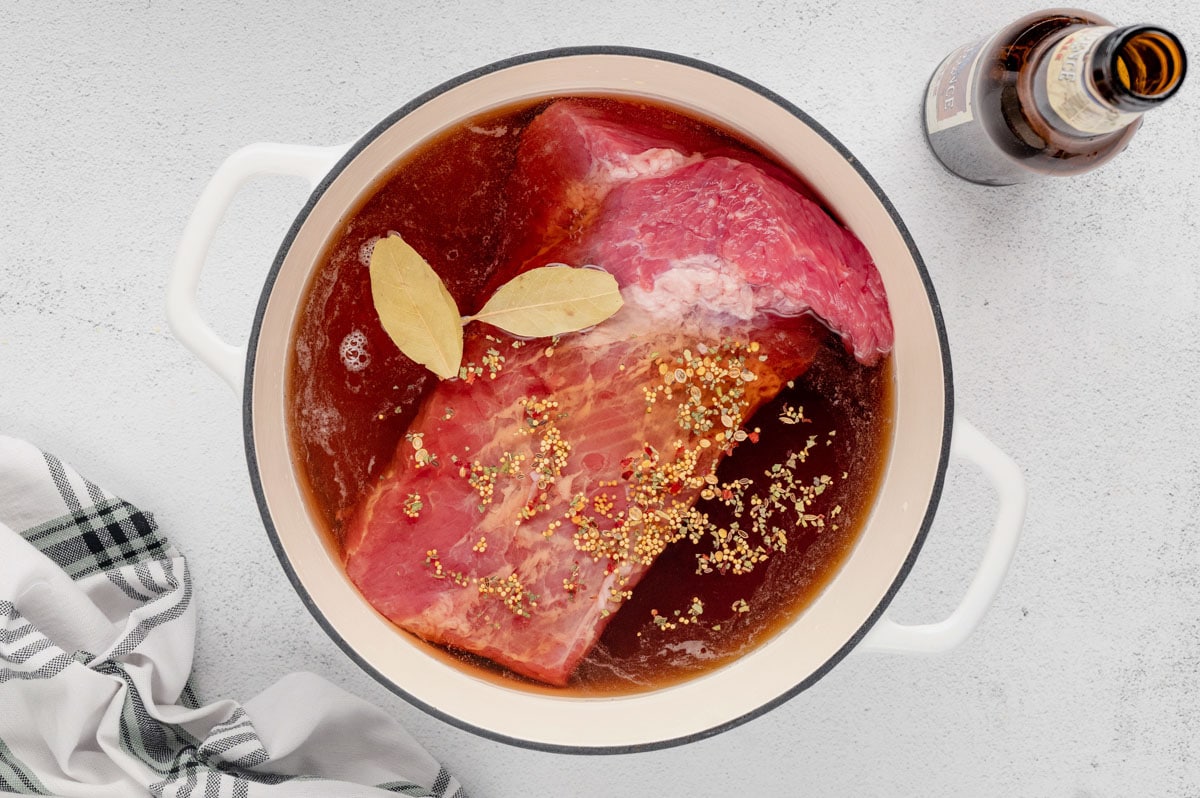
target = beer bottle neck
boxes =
[1092,26,1187,111]
[1040,25,1186,136]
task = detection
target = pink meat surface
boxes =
[542,156,893,365]
[498,101,701,275]
[342,100,893,686]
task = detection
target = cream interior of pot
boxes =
[249,53,948,749]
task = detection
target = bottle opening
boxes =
[1112,28,1186,100]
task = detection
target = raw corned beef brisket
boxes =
[342,100,893,686]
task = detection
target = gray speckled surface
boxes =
[2,1,1198,795]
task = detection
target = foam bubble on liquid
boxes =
[339,329,371,372]
[468,124,508,138]
[359,235,383,267]
[662,640,719,661]
[302,402,343,454]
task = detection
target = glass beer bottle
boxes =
[924,10,1187,185]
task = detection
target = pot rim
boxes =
[243,45,953,754]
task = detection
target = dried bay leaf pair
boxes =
[369,234,623,380]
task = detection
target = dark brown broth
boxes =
[287,95,893,693]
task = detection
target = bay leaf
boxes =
[468,265,623,338]
[369,234,463,380]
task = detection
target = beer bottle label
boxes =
[924,37,988,133]
[1045,26,1143,134]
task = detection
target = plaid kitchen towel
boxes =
[0,436,467,798]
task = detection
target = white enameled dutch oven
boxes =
[166,48,1027,752]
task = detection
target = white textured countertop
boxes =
[3,2,1198,795]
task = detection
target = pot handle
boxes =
[859,415,1026,654]
[166,142,350,393]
